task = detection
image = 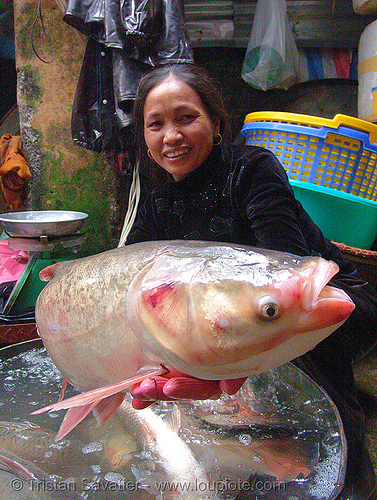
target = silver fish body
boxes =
[36,240,354,384]
[34,240,355,439]
[0,421,115,486]
[116,401,213,499]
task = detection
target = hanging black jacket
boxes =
[63,0,194,151]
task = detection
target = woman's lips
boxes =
[164,147,192,159]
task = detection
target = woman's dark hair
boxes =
[132,64,230,182]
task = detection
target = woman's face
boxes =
[143,77,220,181]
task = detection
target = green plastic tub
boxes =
[290,179,377,249]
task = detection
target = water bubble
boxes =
[138,450,153,460]
[4,381,16,392]
[47,411,60,419]
[50,439,70,450]
[238,434,252,446]
[104,472,126,485]
[308,452,344,499]
[82,442,104,454]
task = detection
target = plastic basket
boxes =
[241,112,377,201]
[290,179,377,249]
[333,242,377,287]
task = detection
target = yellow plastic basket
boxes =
[241,112,377,201]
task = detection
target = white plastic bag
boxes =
[241,0,299,90]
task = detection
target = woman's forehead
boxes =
[144,79,205,115]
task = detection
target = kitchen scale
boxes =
[0,211,88,316]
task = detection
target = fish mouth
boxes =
[301,258,354,311]
[295,258,355,334]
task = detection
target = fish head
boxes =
[126,244,355,379]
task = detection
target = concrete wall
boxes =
[13,0,121,255]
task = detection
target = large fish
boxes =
[33,240,355,440]
[0,420,132,491]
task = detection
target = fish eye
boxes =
[259,296,280,319]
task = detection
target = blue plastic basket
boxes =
[242,112,377,202]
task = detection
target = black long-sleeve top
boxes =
[127,144,355,275]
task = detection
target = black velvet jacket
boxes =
[127,144,354,274]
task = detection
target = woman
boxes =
[126,63,377,498]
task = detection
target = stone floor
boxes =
[354,347,377,473]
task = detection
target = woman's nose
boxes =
[163,125,183,144]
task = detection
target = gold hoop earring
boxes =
[147,149,153,160]
[213,134,222,146]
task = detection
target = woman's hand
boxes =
[130,368,247,409]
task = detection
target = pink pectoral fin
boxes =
[31,367,165,440]
[93,392,127,426]
[55,403,98,441]
[50,393,127,442]
[33,368,164,414]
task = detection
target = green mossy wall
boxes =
[13,0,120,256]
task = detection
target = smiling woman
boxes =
[132,64,230,184]
[143,78,220,181]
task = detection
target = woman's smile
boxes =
[143,77,220,181]
[164,147,192,159]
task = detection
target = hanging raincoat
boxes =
[64,0,194,151]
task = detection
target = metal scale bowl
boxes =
[0,211,88,315]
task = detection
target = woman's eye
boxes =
[147,121,162,129]
[180,114,196,123]
[258,296,280,319]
